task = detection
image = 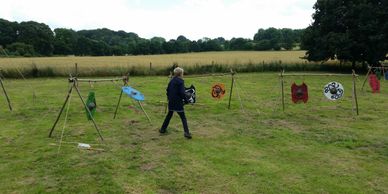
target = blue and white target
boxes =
[122,86,145,101]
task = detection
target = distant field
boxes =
[0,51,309,69]
[0,51,349,78]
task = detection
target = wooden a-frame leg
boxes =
[138,101,152,124]
[0,78,12,111]
[49,85,73,137]
[361,67,371,91]
[74,85,104,141]
[113,90,123,119]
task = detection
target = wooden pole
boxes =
[113,76,128,119]
[361,66,371,91]
[75,63,78,76]
[228,70,235,109]
[352,70,359,115]
[280,73,358,77]
[280,70,285,111]
[138,101,152,124]
[49,83,74,137]
[77,78,125,82]
[113,90,123,119]
[73,83,104,141]
[0,78,12,111]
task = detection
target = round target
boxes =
[323,82,344,100]
[211,83,226,99]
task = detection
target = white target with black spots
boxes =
[323,82,344,100]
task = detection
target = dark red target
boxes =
[291,82,308,103]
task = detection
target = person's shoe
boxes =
[159,129,166,134]
[184,132,192,139]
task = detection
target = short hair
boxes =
[173,67,184,76]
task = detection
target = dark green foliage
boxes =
[0,18,305,56]
[301,0,388,66]
[229,38,253,50]
[17,21,54,56]
[5,42,35,57]
[53,28,78,55]
[253,28,303,50]
[150,37,165,54]
[0,19,18,46]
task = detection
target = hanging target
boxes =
[323,82,344,100]
[368,74,380,93]
[122,86,145,101]
[211,83,226,100]
[375,68,382,80]
[184,85,196,104]
[291,82,308,103]
[85,91,96,120]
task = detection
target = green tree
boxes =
[0,19,18,47]
[254,28,282,50]
[302,0,388,66]
[53,28,78,55]
[150,37,165,54]
[135,38,151,55]
[163,40,176,54]
[17,21,54,56]
[175,35,190,53]
[280,28,295,50]
[229,38,252,50]
[189,41,201,52]
[6,42,35,56]
[75,36,93,56]
[254,40,272,51]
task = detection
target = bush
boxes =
[6,42,36,57]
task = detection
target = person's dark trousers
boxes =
[160,110,189,134]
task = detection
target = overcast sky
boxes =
[0,0,316,40]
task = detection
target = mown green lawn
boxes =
[0,73,387,193]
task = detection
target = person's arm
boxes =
[178,79,186,100]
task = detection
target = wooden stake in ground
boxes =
[280,70,285,112]
[352,70,359,115]
[113,75,129,119]
[137,101,152,124]
[0,77,12,111]
[228,70,235,109]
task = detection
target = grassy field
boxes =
[0,72,387,193]
[0,51,338,78]
[0,51,309,68]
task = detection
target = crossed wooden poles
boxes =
[48,76,128,141]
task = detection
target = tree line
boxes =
[0,18,303,57]
[301,0,388,66]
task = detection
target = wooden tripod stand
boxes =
[48,77,105,140]
[113,77,152,124]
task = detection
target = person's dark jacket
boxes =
[167,76,186,112]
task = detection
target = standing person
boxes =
[159,67,192,139]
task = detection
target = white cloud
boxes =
[0,0,316,40]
